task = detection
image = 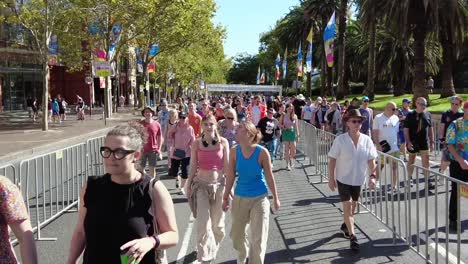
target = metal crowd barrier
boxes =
[405,165,467,264]
[432,120,441,156]
[0,163,17,185]
[298,120,467,263]
[18,143,87,241]
[86,136,106,177]
[360,152,411,249]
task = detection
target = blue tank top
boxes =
[234,145,268,197]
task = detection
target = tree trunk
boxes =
[362,17,376,101]
[343,52,350,94]
[42,62,49,131]
[336,0,348,100]
[306,71,312,97]
[411,24,428,102]
[326,66,333,96]
[320,58,326,96]
[440,35,456,98]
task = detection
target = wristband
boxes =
[153,234,160,249]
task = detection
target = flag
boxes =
[297,41,303,77]
[109,23,122,61]
[260,68,266,84]
[256,65,261,84]
[282,48,288,79]
[275,53,281,80]
[148,63,155,73]
[324,11,336,68]
[135,47,143,73]
[306,27,313,73]
[149,44,159,56]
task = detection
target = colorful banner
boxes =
[148,63,155,73]
[260,68,266,84]
[256,65,261,84]
[306,27,313,73]
[275,53,281,80]
[297,42,303,77]
[135,47,143,73]
[149,44,159,56]
[95,48,107,62]
[48,35,58,65]
[108,23,122,61]
[324,11,336,68]
[282,48,288,79]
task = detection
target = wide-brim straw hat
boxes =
[141,107,155,117]
[296,94,306,100]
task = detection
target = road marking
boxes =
[176,214,195,264]
[419,233,465,264]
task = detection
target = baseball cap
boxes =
[362,96,369,101]
[179,111,187,118]
[402,98,411,103]
[160,99,168,106]
[267,108,275,114]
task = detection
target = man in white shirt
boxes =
[301,97,314,124]
[372,102,400,191]
[328,109,377,251]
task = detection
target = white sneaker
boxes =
[287,165,291,171]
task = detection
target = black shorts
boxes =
[169,157,190,179]
[337,181,361,202]
[407,140,429,154]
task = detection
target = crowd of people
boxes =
[25,94,88,123]
[3,92,468,263]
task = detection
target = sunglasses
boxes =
[161,104,167,106]
[100,147,135,160]
[391,108,397,111]
[226,117,234,120]
[179,116,186,119]
[349,119,363,124]
[363,100,369,103]
[452,103,460,106]
[418,103,427,107]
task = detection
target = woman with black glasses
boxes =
[67,122,178,264]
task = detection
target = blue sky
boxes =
[213,0,299,58]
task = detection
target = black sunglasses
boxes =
[179,116,186,119]
[100,147,135,160]
[226,117,234,120]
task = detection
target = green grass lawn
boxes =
[335,94,468,113]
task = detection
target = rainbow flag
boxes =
[275,53,281,80]
[324,11,336,68]
[297,42,303,77]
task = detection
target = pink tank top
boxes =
[197,147,224,170]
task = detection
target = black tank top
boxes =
[83,174,156,263]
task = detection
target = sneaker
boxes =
[350,235,359,251]
[287,165,291,171]
[340,223,350,239]
[175,178,180,189]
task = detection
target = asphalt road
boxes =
[13,151,432,264]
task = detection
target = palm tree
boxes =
[303,0,339,96]
[336,0,348,99]
[438,0,468,98]
[382,0,439,101]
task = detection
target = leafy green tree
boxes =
[438,0,468,97]
[9,0,85,131]
[226,53,259,85]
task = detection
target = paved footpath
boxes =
[2,110,430,263]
